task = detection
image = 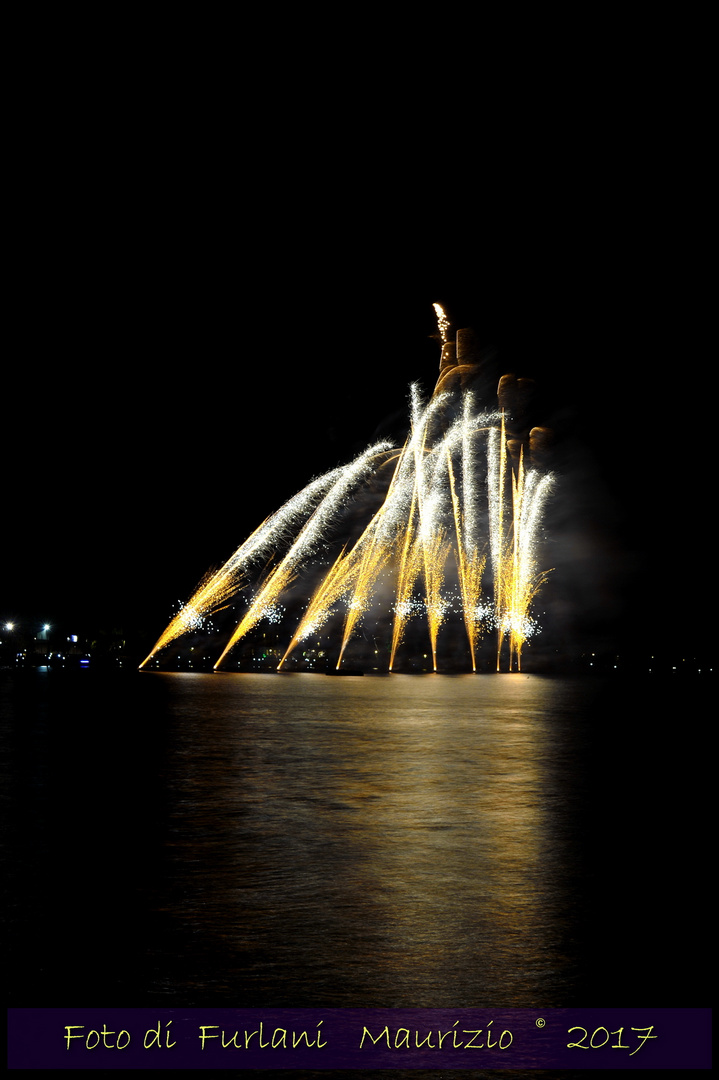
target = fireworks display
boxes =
[140,306,555,673]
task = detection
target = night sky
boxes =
[4,191,708,668]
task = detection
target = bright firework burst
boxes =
[140,306,555,673]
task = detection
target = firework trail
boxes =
[488,416,555,671]
[433,301,451,344]
[388,492,424,670]
[284,386,448,670]
[447,446,486,671]
[212,441,392,669]
[504,458,555,670]
[138,468,348,668]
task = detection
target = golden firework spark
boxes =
[433,302,451,344]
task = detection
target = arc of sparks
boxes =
[282,387,448,671]
[138,467,349,668]
[213,441,393,669]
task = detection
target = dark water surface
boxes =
[2,670,709,1029]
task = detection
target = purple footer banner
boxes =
[7,1008,712,1070]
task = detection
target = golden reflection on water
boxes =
[160,673,585,1006]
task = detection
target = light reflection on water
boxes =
[153,673,588,1006]
[4,662,709,1080]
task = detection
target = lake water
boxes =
[1,668,710,1072]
